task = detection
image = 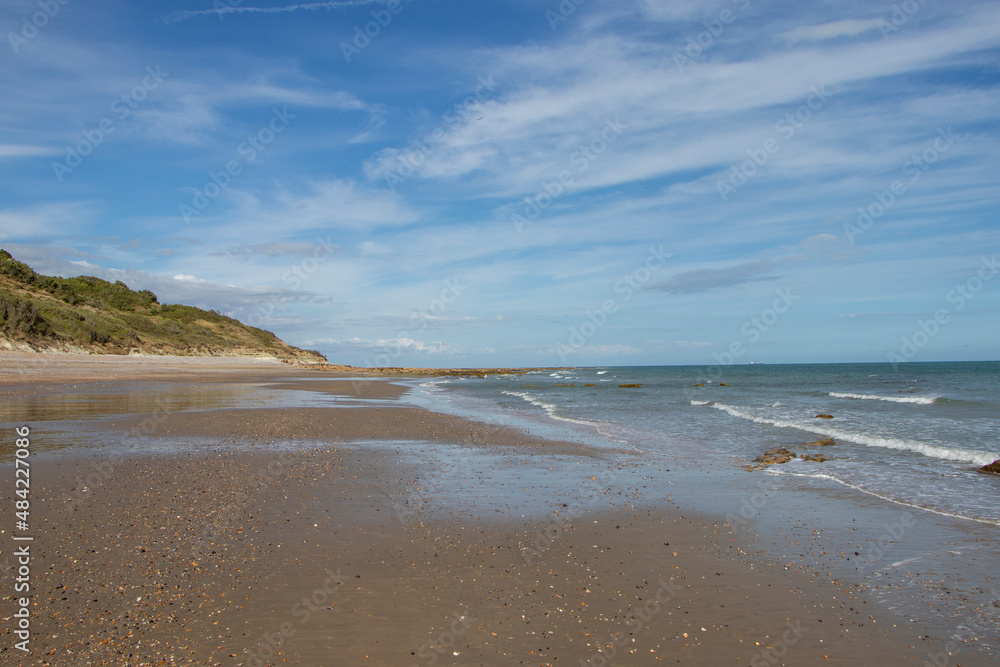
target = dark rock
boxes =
[801,438,836,447]
[619,383,642,388]
[801,454,830,462]
[753,448,796,465]
[815,414,835,419]
[979,459,1000,475]
[719,382,729,386]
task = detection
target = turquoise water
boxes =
[425,362,1000,525]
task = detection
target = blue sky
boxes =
[1,0,998,368]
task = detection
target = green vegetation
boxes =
[0,249,326,363]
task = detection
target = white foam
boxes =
[768,469,1000,527]
[700,401,998,466]
[501,390,629,445]
[829,391,937,405]
[596,371,608,375]
[689,400,710,406]
[501,391,595,428]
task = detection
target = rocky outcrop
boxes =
[753,448,796,465]
[815,414,835,419]
[801,438,836,446]
[979,459,1000,475]
[800,454,830,462]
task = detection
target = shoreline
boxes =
[0,354,990,665]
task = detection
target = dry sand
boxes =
[0,354,980,665]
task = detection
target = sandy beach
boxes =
[0,354,988,665]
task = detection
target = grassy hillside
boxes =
[0,250,326,363]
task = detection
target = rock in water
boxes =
[802,438,836,446]
[815,414,835,419]
[979,459,1000,475]
[753,448,796,465]
[801,454,830,462]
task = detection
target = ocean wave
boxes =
[767,469,1000,526]
[596,371,608,375]
[501,390,596,428]
[501,390,629,444]
[829,391,938,405]
[699,401,998,466]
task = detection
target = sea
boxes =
[419,362,999,526]
[409,361,1000,651]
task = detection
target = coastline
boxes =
[0,354,990,665]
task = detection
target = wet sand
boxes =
[0,354,984,665]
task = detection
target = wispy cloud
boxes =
[649,260,782,295]
[0,144,60,158]
[0,203,97,240]
[160,1,382,24]
[304,337,462,355]
[213,242,342,259]
[780,18,884,44]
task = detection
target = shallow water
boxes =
[411,362,1000,655]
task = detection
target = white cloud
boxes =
[224,179,421,234]
[0,144,60,158]
[173,274,208,283]
[780,19,884,44]
[552,344,640,356]
[639,0,728,22]
[365,3,1000,199]
[305,337,462,355]
[160,1,382,24]
[0,202,97,240]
